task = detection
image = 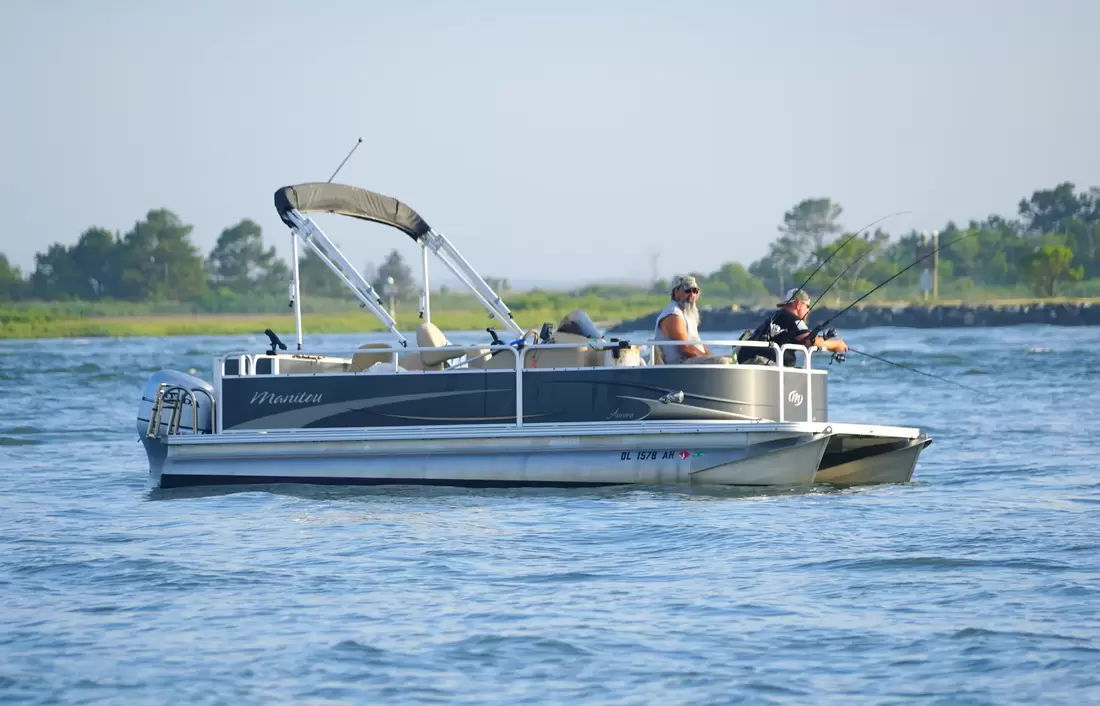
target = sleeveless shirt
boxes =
[653,301,701,364]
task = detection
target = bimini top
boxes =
[274,183,431,241]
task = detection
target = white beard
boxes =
[679,300,700,332]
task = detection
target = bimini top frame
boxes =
[274,182,525,349]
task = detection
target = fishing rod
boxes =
[785,211,911,306]
[805,212,910,312]
[848,347,993,398]
[746,211,913,346]
[327,136,364,183]
[812,228,977,335]
[808,247,872,313]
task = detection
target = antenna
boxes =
[327,137,364,183]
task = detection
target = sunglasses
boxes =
[684,287,700,294]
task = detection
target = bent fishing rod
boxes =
[748,210,910,345]
[808,246,873,313]
[811,228,978,337]
[847,347,993,398]
[784,210,911,306]
[805,214,912,313]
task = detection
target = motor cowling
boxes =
[136,370,214,439]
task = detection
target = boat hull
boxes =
[815,431,932,485]
[148,425,830,489]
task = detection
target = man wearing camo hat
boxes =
[736,287,848,366]
[653,275,712,364]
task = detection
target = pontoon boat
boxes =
[136,183,931,489]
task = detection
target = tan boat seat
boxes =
[528,332,601,369]
[684,354,734,365]
[417,322,465,370]
[461,347,492,369]
[477,349,522,369]
[350,343,398,372]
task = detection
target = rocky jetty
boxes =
[609,301,1100,334]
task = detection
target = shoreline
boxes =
[610,300,1100,333]
[2,300,1099,339]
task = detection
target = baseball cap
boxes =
[778,288,811,306]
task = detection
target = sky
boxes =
[2,0,1098,289]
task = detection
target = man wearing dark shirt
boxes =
[736,288,848,366]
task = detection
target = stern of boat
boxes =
[137,370,214,486]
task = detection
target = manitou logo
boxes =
[249,391,323,405]
[787,390,804,406]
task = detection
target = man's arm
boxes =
[658,315,708,357]
[813,335,848,353]
[790,329,848,354]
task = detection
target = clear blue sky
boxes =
[2,1,1097,288]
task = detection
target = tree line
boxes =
[1,181,1098,307]
[0,211,417,311]
[655,181,1099,301]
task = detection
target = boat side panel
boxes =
[218,366,826,430]
[523,367,826,423]
[220,371,517,429]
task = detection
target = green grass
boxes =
[0,304,661,339]
[3,293,1099,339]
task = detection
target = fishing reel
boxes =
[820,327,845,364]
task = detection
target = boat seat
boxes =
[653,345,731,365]
[275,355,353,374]
[528,332,602,369]
[469,348,522,369]
[350,343,398,372]
[461,347,492,368]
[417,322,465,370]
[684,354,734,365]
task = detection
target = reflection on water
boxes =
[146,481,847,503]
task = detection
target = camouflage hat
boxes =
[672,275,700,291]
[778,287,811,306]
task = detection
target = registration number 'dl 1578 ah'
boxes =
[620,450,702,461]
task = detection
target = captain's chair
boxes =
[350,343,398,372]
[528,310,604,368]
[416,322,465,371]
[529,332,600,368]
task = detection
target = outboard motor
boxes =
[555,310,601,339]
[137,370,214,439]
[137,370,214,481]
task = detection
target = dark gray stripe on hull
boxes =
[159,474,626,489]
[817,437,932,471]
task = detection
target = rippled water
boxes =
[2,326,1098,703]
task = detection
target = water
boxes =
[2,326,1098,704]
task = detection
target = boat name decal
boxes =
[607,408,635,420]
[249,391,324,405]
